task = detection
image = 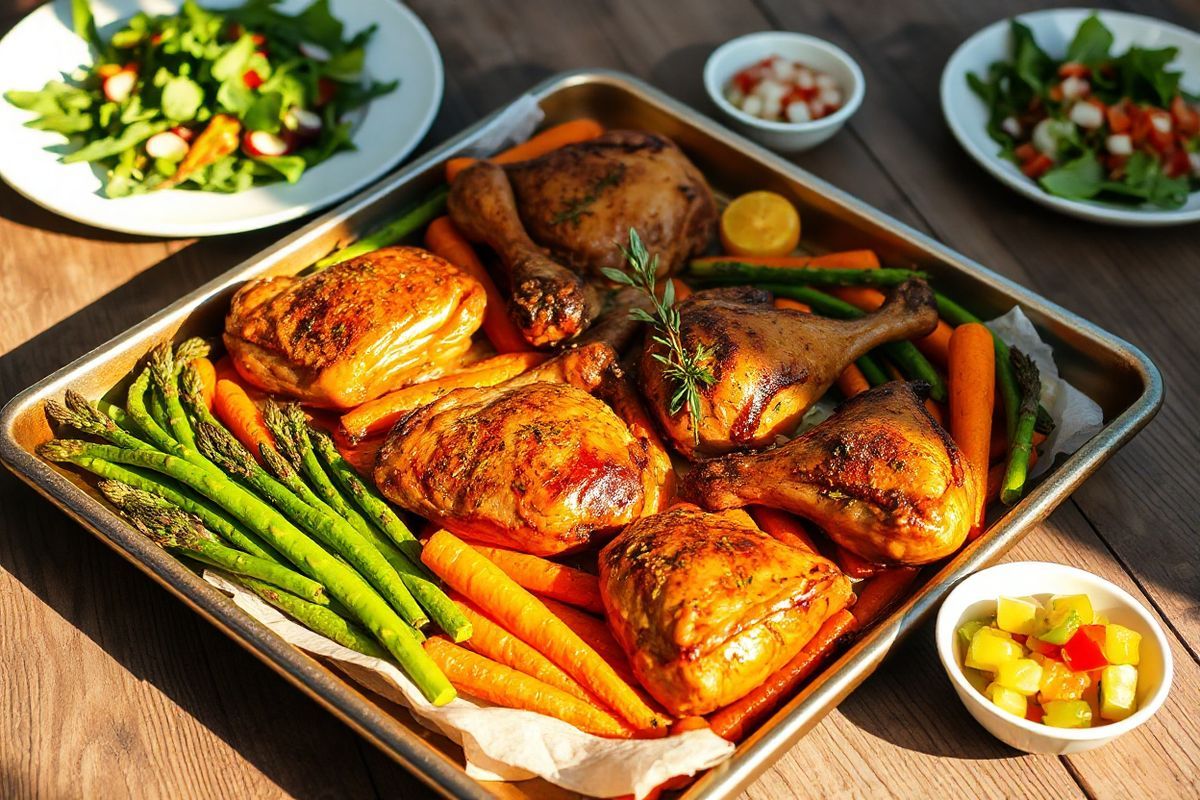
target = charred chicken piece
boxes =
[374,342,673,556]
[641,280,939,459]
[599,503,853,717]
[224,247,485,409]
[683,382,979,565]
[448,130,717,347]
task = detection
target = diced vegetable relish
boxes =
[958,593,1142,728]
[725,55,843,124]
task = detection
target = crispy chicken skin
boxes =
[447,130,717,347]
[374,343,673,555]
[599,504,853,717]
[641,281,939,459]
[684,382,979,565]
[224,247,485,409]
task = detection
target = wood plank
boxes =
[756,0,1200,653]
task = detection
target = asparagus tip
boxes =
[173,336,211,366]
[37,439,86,461]
[100,479,207,549]
[194,421,255,478]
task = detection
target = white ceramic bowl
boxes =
[941,8,1200,226]
[936,561,1173,754]
[704,31,864,153]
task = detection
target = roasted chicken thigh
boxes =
[375,342,672,555]
[684,382,979,565]
[224,247,485,409]
[641,280,939,459]
[448,130,717,347]
[599,503,853,717]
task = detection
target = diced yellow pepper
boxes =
[1051,594,1094,625]
[986,682,1028,718]
[1037,659,1092,702]
[1093,612,1110,626]
[1043,699,1093,728]
[965,627,1024,673]
[997,658,1044,696]
[996,596,1039,635]
[1100,664,1138,721]
[1104,624,1142,666]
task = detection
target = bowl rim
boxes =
[935,560,1174,741]
[703,30,866,133]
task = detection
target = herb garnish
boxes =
[550,163,625,225]
[601,229,715,443]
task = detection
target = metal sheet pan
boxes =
[0,70,1162,800]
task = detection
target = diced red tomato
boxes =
[1014,142,1038,161]
[1171,95,1200,137]
[1106,103,1131,134]
[1058,61,1090,79]
[242,69,264,89]
[1165,146,1191,178]
[1021,153,1054,179]
[1085,97,1107,115]
[1048,84,1064,103]
[1061,626,1109,672]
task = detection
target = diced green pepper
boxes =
[1035,605,1082,645]
[1042,699,1093,728]
[958,619,987,647]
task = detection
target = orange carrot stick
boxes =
[444,119,605,182]
[915,320,954,368]
[947,323,996,535]
[539,597,639,687]
[189,357,217,411]
[773,297,812,313]
[464,542,604,614]
[424,216,531,353]
[708,609,857,742]
[422,530,669,733]
[692,250,881,270]
[836,363,871,399]
[451,595,594,703]
[850,567,922,630]
[834,545,887,579]
[422,636,633,738]
[748,506,818,553]
[212,378,274,461]
[340,352,548,440]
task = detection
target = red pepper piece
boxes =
[1061,626,1109,672]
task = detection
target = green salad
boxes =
[3,0,396,197]
[968,14,1199,209]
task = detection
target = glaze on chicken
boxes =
[374,343,672,555]
[684,382,979,565]
[224,247,485,409]
[448,130,717,347]
[599,503,853,716]
[641,280,939,459]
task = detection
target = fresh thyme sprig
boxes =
[601,229,715,441]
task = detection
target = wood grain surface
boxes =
[1,0,1197,798]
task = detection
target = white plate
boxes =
[940,8,1200,226]
[0,0,443,237]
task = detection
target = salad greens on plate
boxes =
[3,0,396,197]
[968,14,1199,209]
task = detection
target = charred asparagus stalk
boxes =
[688,260,927,287]
[1001,348,1042,505]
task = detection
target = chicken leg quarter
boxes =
[683,382,979,565]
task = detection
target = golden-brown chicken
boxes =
[683,382,979,565]
[374,342,673,555]
[598,503,853,717]
[448,130,717,347]
[224,247,485,409]
[641,281,939,459]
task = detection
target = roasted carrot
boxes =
[834,545,887,579]
[340,352,548,440]
[422,530,669,732]
[424,216,531,353]
[692,250,881,270]
[708,609,857,742]
[212,379,274,461]
[947,323,996,534]
[190,357,217,410]
[451,595,594,703]
[850,567,921,629]
[464,542,604,614]
[671,715,711,734]
[161,114,240,189]
[748,506,818,553]
[773,297,812,313]
[915,319,955,368]
[671,278,692,302]
[539,597,639,686]
[925,398,946,427]
[836,363,871,399]
[444,119,605,182]
[422,636,633,737]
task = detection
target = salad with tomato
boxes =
[968,14,1199,209]
[3,0,396,197]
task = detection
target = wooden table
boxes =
[2,0,1197,797]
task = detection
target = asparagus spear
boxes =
[314,186,449,270]
[1001,348,1042,505]
[148,343,200,454]
[45,390,154,452]
[760,283,947,401]
[309,427,423,565]
[688,261,927,287]
[38,438,453,705]
[102,480,329,605]
[233,576,387,658]
[193,422,429,628]
[127,367,181,453]
[172,337,211,373]
[97,398,139,435]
